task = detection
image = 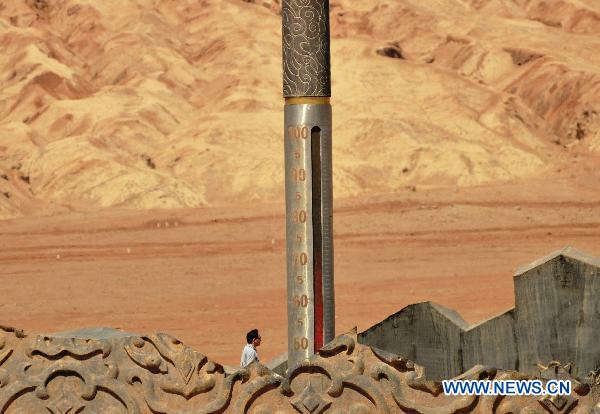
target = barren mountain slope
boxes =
[0,0,599,220]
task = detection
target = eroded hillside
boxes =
[1,0,599,219]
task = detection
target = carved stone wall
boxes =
[0,326,597,413]
[358,247,600,380]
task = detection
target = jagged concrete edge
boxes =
[359,246,600,378]
[514,246,600,276]
[362,246,599,336]
[359,300,469,336]
[466,308,515,331]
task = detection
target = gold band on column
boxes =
[285,97,331,105]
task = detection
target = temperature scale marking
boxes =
[285,104,334,369]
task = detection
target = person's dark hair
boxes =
[246,329,260,344]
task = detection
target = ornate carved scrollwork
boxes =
[0,326,596,413]
[281,0,331,97]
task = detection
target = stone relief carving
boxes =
[0,325,596,413]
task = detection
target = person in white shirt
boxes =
[240,329,261,367]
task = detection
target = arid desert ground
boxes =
[1,0,600,365]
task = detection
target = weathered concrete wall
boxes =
[359,247,600,380]
[515,249,600,378]
[358,302,467,379]
[461,309,518,373]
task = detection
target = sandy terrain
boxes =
[1,0,600,366]
[2,158,599,365]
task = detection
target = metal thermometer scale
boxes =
[282,0,334,369]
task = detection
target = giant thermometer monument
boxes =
[282,0,334,369]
